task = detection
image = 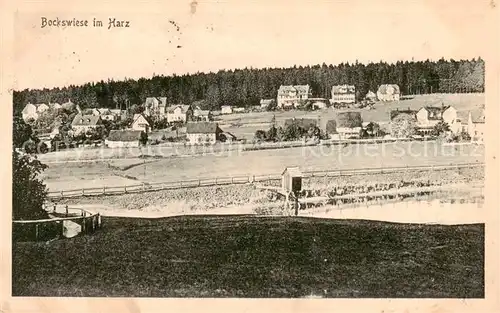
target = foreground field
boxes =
[12,216,484,297]
[42,141,485,191]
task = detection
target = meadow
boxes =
[41,141,484,191]
[12,216,484,297]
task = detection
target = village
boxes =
[19,83,485,155]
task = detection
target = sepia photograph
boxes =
[6,0,497,303]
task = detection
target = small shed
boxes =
[282,167,303,193]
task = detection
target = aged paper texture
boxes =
[1,0,499,312]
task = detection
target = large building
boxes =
[105,130,144,148]
[144,97,168,117]
[467,110,485,143]
[71,114,103,135]
[331,85,355,105]
[166,104,193,123]
[377,84,401,102]
[335,111,363,139]
[21,102,50,122]
[416,105,458,135]
[131,113,151,133]
[186,122,222,145]
[277,85,312,108]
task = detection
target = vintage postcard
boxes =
[1,0,499,312]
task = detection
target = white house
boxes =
[131,113,151,133]
[105,130,143,148]
[21,102,50,122]
[186,122,222,145]
[467,110,485,143]
[331,85,355,105]
[193,109,212,121]
[260,99,274,110]
[377,84,400,102]
[166,105,193,123]
[335,111,363,139]
[277,85,312,108]
[365,90,377,101]
[416,105,458,134]
[71,114,103,135]
[221,105,233,114]
[49,102,62,110]
[144,97,168,117]
[232,107,246,113]
[21,103,39,121]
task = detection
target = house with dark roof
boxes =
[390,108,417,121]
[71,114,103,134]
[377,84,400,102]
[166,104,193,123]
[335,111,363,139]
[105,130,144,148]
[331,85,355,105]
[193,108,213,122]
[277,85,312,108]
[186,122,222,145]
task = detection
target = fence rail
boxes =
[12,206,102,242]
[47,162,484,199]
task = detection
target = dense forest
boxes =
[13,58,485,114]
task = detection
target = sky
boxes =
[11,0,498,90]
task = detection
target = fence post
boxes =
[103,186,106,195]
[35,224,39,241]
[252,175,255,183]
[65,205,69,217]
[231,177,234,184]
[60,190,64,197]
[82,218,86,233]
[124,186,127,193]
[82,188,85,196]
[215,178,218,185]
[198,179,201,187]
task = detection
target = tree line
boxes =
[13,58,485,114]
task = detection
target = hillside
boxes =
[12,216,484,297]
[13,58,485,113]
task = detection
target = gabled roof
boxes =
[145,97,168,107]
[332,85,355,94]
[132,113,151,125]
[294,85,311,94]
[278,85,311,95]
[470,110,485,124]
[71,114,101,126]
[106,130,143,142]
[377,84,400,95]
[282,166,302,177]
[186,122,219,134]
[421,106,450,120]
[167,104,191,114]
[390,109,417,120]
[366,90,376,97]
[194,109,211,116]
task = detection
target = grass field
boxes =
[41,140,484,191]
[12,216,484,297]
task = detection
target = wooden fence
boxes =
[46,162,484,199]
[12,206,101,242]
